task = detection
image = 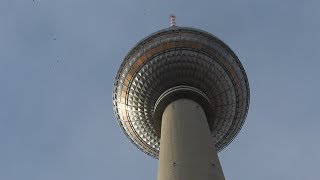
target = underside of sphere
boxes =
[112,27,250,158]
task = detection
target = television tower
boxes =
[112,16,250,180]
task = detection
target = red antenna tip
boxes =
[169,14,176,27]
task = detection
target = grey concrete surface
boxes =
[158,99,225,180]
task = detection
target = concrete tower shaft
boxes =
[158,99,225,180]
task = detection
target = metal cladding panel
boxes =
[112,27,250,158]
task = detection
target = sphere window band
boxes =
[113,27,250,158]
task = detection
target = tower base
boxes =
[157,99,225,180]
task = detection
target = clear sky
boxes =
[1,0,320,179]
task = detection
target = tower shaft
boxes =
[157,99,225,180]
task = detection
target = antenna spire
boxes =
[170,14,176,27]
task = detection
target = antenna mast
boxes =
[170,15,176,27]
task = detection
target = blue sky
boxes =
[1,0,320,179]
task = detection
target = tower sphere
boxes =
[113,27,250,158]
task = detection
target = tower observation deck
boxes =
[113,21,250,180]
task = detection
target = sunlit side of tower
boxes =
[112,16,250,180]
